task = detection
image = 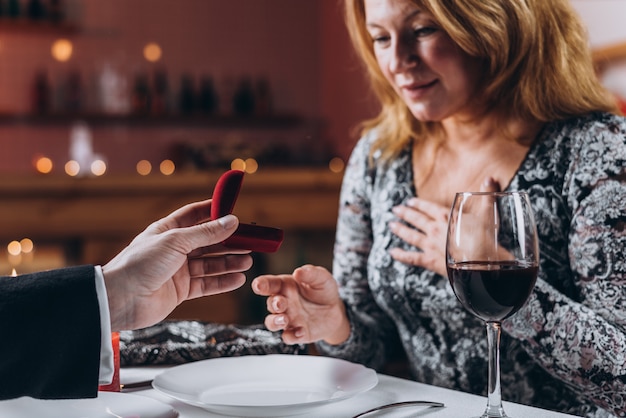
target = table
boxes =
[121,366,581,418]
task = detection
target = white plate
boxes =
[0,391,178,418]
[152,354,378,417]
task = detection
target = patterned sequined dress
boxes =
[316,112,626,418]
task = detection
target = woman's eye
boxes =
[371,34,390,45]
[414,27,437,38]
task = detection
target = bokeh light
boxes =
[136,160,152,175]
[231,158,245,171]
[143,42,162,62]
[20,238,34,254]
[35,156,53,174]
[7,241,21,256]
[328,157,345,173]
[65,160,80,176]
[160,159,175,175]
[244,158,258,173]
[91,159,107,176]
[51,39,73,62]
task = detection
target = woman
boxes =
[252,0,626,416]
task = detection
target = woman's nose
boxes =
[389,35,418,73]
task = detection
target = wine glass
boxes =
[445,191,539,418]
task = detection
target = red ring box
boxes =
[210,170,284,253]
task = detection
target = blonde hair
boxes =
[344,0,618,164]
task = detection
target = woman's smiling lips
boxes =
[400,79,438,99]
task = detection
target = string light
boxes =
[65,160,80,176]
[328,157,345,173]
[91,159,107,176]
[51,39,73,62]
[136,160,152,175]
[244,158,258,173]
[34,156,53,174]
[143,42,162,62]
[160,160,175,175]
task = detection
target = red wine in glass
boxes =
[446,191,539,418]
[447,260,538,322]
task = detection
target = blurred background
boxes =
[0,0,623,324]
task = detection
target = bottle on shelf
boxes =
[151,69,170,116]
[64,70,83,113]
[178,74,196,115]
[255,76,273,116]
[198,75,218,115]
[233,76,255,116]
[48,0,64,23]
[98,62,131,115]
[27,0,46,20]
[7,0,20,18]
[31,70,51,114]
[132,73,151,115]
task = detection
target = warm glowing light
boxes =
[65,160,80,176]
[136,160,152,175]
[159,159,175,175]
[51,39,73,62]
[7,241,21,256]
[35,156,53,174]
[244,158,258,173]
[10,268,17,277]
[328,157,345,173]
[231,158,246,171]
[19,238,34,254]
[91,159,107,176]
[143,42,162,62]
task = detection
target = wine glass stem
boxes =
[484,321,508,417]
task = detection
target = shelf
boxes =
[0,169,343,240]
[0,18,78,35]
[0,112,304,129]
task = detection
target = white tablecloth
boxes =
[121,366,581,418]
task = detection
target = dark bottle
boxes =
[233,76,255,116]
[32,70,51,114]
[64,70,82,113]
[48,0,64,23]
[151,69,169,116]
[27,0,46,20]
[178,74,196,115]
[198,76,218,115]
[255,77,273,116]
[132,73,151,115]
[7,0,20,18]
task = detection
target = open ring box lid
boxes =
[211,169,284,253]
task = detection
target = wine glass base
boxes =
[474,410,509,418]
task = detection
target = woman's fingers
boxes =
[252,274,292,296]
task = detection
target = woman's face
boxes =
[364,0,484,122]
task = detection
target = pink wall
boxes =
[0,0,376,173]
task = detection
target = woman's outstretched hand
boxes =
[252,264,350,345]
[102,199,253,332]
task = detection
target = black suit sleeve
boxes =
[0,265,101,400]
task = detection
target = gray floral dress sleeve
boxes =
[316,112,626,417]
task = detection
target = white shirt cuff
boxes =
[95,265,114,384]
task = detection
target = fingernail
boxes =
[392,206,401,215]
[275,315,286,326]
[217,214,237,229]
[294,328,305,338]
[272,298,281,311]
